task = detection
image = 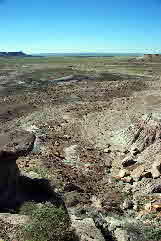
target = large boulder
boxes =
[102,215,146,241]
[70,215,105,241]
[0,130,35,161]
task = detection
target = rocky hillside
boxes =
[0,57,160,241]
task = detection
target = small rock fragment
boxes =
[64,144,80,164]
[122,200,134,210]
[122,156,137,167]
[151,159,161,178]
[130,147,139,156]
[118,169,129,178]
[103,148,111,153]
[104,157,112,168]
[122,176,133,183]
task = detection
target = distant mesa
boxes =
[143,54,161,61]
[0,51,31,57]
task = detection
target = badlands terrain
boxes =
[0,55,160,240]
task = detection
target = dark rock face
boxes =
[0,159,19,211]
[0,130,36,211]
[0,130,64,212]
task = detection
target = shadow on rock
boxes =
[0,174,65,214]
[0,175,65,213]
[17,175,64,208]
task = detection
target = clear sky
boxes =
[0,0,161,53]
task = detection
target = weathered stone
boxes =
[114,228,130,241]
[103,216,145,241]
[71,215,105,241]
[63,144,80,164]
[0,130,36,161]
[117,114,161,154]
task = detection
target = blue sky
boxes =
[0,0,161,53]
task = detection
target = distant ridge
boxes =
[0,51,31,57]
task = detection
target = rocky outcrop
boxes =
[115,114,161,176]
[0,130,36,160]
[117,113,161,152]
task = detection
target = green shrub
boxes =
[19,202,37,216]
[144,226,161,241]
[21,203,76,241]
